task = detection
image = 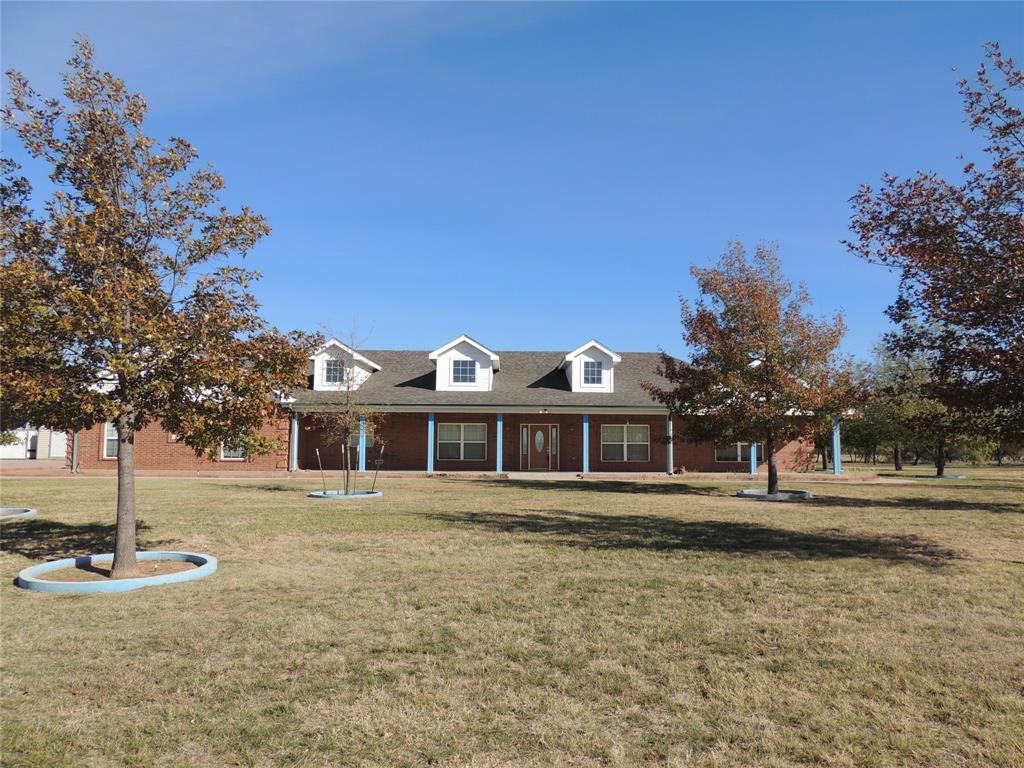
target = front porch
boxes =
[289,410,678,475]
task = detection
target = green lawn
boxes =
[2,470,1022,767]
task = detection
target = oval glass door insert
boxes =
[534,430,545,453]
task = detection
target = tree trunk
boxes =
[111,417,139,578]
[766,430,778,495]
[343,443,351,495]
[913,449,920,466]
[893,443,903,471]
[820,447,828,472]
[935,436,946,478]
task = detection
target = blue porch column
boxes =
[288,413,299,472]
[750,440,758,476]
[358,416,367,472]
[496,413,503,473]
[582,414,590,474]
[832,414,842,475]
[666,414,674,475]
[426,412,435,474]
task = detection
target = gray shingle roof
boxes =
[288,350,671,410]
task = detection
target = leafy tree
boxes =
[1,40,317,576]
[852,341,990,476]
[306,336,385,496]
[847,43,1024,435]
[645,242,851,495]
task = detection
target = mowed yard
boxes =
[1,470,1022,768]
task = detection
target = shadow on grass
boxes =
[807,495,1022,515]
[471,479,720,496]
[0,519,172,561]
[429,509,958,567]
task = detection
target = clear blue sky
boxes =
[2,2,1020,360]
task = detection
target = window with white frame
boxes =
[346,425,376,449]
[324,359,344,385]
[437,423,486,460]
[600,424,649,462]
[452,359,476,384]
[583,360,603,385]
[103,421,118,459]
[220,443,248,461]
[715,442,761,462]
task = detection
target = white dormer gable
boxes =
[561,340,621,393]
[310,339,381,391]
[429,335,499,392]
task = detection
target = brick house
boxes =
[70,335,814,474]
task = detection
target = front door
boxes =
[525,424,558,470]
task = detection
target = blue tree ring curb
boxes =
[15,551,218,594]
[736,489,813,501]
[0,508,37,521]
[308,490,383,500]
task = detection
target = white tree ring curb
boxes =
[308,490,383,500]
[736,489,813,501]
[15,551,218,593]
[0,508,37,521]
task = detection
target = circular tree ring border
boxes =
[0,508,37,521]
[915,474,967,480]
[736,488,813,501]
[307,490,383,500]
[15,551,218,594]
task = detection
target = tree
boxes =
[1,40,317,576]
[847,43,1024,436]
[306,335,385,496]
[645,242,851,495]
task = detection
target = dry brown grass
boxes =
[2,469,1022,767]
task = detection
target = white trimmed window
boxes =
[103,421,118,460]
[715,442,761,462]
[346,425,376,449]
[583,360,603,385]
[220,443,248,461]
[452,359,476,384]
[325,359,344,385]
[437,423,486,460]
[600,424,649,462]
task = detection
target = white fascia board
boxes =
[428,334,500,370]
[286,403,668,415]
[310,338,382,371]
[562,339,622,368]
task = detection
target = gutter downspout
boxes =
[71,431,79,473]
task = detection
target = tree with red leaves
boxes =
[847,43,1023,436]
[645,242,851,495]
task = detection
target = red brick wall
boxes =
[73,414,291,471]
[72,408,815,474]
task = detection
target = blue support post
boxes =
[288,413,299,472]
[358,416,366,472]
[750,440,758,476]
[426,412,435,474]
[832,414,842,475]
[582,414,590,474]
[666,414,674,475]
[496,413,503,473]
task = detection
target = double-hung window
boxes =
[583,360,603,385]
[220,443,248,461]
[600,424,650,462]
[715,442,761,462]
[452,359,476,384]
[347,425,376,449]
[324,359,344,385]
[437,423,486,460]
[103,422,118,459]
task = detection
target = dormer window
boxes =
[562,340,621,393]
[453,359,476,384]
[429,335,499,392]
[325,359,344,385]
